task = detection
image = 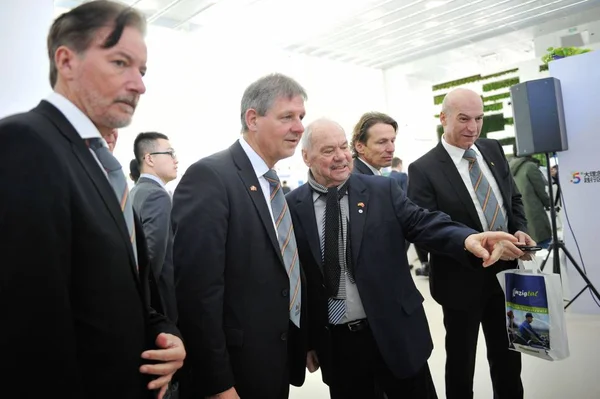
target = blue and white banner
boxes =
[550,51,600,315]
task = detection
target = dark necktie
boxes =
[86,138,138,267]
[323,183,351,324]
[463,148,506,231]
[264,169,301,327]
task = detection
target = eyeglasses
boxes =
[148,151,176,160]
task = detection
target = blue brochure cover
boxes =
[505,274,551,351]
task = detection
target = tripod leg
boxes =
[560,243,600,304]
[565,287,588,310]
[539,244,552,272]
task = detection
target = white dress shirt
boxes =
[45,92,109,178]
[441,135,507,231]
[238,137,276,232]
[358,157,381,175]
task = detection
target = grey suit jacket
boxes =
[131,176,177,322]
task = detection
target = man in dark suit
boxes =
[350,111,398,176]
[0,2,184,399]
[287,118,521,399]
[131,132,179,322]
[389,157,408,192]
[172,73,308,399]
[407,88,535,399]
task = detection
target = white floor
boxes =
[290,252,600,399]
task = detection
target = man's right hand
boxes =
[207,387,240,399]
[306,350,320,373]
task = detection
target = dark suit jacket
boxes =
[0,101,179,399]
[353,157,375,175]
[287,174,478,383]
[389,170,408,192]
[407,139,527,309]
[131,176,177,322]
[172,141,306,398]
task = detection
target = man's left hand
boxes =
[513,230,537,261]
[465,231,519,267]
[140,333,186,399]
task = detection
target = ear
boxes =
[143,153,154,168]
[302,149,311,167]
[245,109,259,132]
[354,140,365,156]
[54,46,79,82]
[440,111,447,127]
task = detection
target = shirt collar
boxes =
[45,92,103,142]
[358,157,381,175]
[139,173,167,190]
[239,137,270,178]
[441,134,481,167]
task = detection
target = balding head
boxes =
[302,118,345,152]
[302,118,352,187]
[440,88,485,150]
[441,88,483,117]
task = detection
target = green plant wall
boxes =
[432,68,519,91]
[482,77,520,92]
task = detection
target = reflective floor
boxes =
[290,250,600,399]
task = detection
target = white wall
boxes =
[382,70,438,167]
[114,26,386,190]
[0,1,53,119]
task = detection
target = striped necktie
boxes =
[86,138,138,267]
[463,148,506,232]
[264,169,301,327]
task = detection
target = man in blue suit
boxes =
[286,118,523,399]
[389,157,408,192]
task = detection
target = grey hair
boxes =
[302,118,345,151]
[240,73,307,132]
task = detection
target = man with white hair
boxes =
[287,118,522,399]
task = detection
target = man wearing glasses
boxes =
[131,132,179,327]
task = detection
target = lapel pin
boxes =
[357,202,365,208]
[491,162,495,166]
[358,209,363,214]
[250,185,257,191]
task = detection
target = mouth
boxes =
[331,164,348,171]
[116,99,137,112]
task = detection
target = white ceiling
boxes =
[55,0,600,71]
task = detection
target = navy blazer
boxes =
[389,170,408,192]
[172,141,307,398]
[287,173,477,382]
[0,101,179,399]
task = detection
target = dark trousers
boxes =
[442,275,523,399]
[327,323,437,399]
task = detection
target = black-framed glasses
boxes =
[148,151,176,160]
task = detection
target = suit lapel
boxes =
[348,175,369,268]
[34,101,139,280]
[294,185,323,273]
[229,141,284,266]
[353,158,374,175]
[432,142,484,231]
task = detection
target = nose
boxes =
[292,117,304,134]
[128,70,146,95]
[386,141,395,153]
[467,119,477,132]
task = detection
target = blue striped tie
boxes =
[463,148,506,232]
[264,169,301,327]
[86,138,138,268]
